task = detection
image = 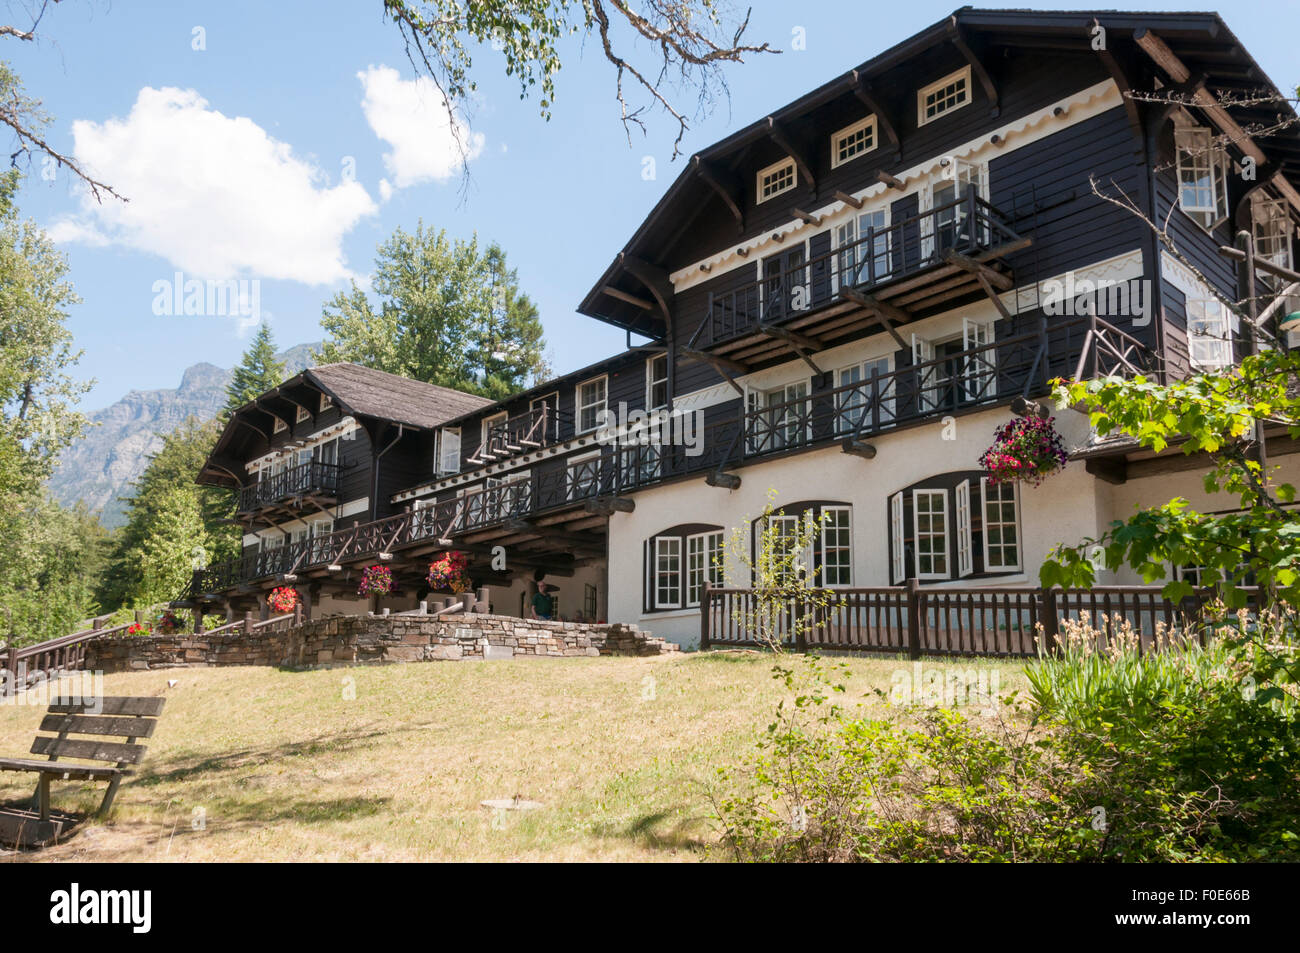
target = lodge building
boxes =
[185,9,1300,647]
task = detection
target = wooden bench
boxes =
[0,696,166,820]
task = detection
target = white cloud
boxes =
[51,87,376,284]
[357,65,483,189]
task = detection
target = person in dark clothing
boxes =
[530,579,554,620]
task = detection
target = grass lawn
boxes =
[0,652,1026,862]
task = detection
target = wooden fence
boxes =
[0,618,130,697]
[700,582,1244,658]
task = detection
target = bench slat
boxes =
[0,757,122,781]
[38,714,158,739]
[29,736,147,764]
[46,697,165,717]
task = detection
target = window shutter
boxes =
[955,480,973,578]
[889,492,905,584]
[440,428,461,474]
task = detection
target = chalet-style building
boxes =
[186,8,1300,646]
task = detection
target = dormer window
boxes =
[1175,125,1229,230]
[273,417,287,434]
[757,158,797,204]
[831,116,877,168]
[295,405,310,423]
[918,67,971,126]
[319,393,333,412]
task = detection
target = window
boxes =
[820,506,853,587]
[757,158,796,203]
[836,357,895,434]
[836,209,891,289]
[962,317,996,400]
[686,530,724,607]
[577,376,607,434]
[831,116,877,168]
[912,489,949,579]
[918,67,971,126]
[438,427,461,475]
[923,160,988,258]
[567,451,602,500]
[912,334,940,412]
[981,478,1021,571]
[1175,126,1230,229]
[319,393,333,412]
[890,492,905,584]
[481,411,508,453]
[746,380,809,453]
[296,405,310,423]
[273,416,287,434]
[584,584,598,620]
[654,537,682,609]
[1188,298,1233,369]
[955,480,974,578]
[647,354,669,411]
[316,438,339,467]
[1253,195,1293,285]
[309,518,335,563]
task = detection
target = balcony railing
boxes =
[465,406,574,466]
[691,194,1023,351]
[190,315,1157,596]
[238,461,342,512]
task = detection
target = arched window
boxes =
[643,523,725,612]
[887,473,1021,584]
[749,501,854,589]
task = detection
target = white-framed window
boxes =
[922,159,988,259]
[295,405,311,423]
[836,356,895,434]
[756,157,797,204]
[567,451,602,500]
[831,116,877,168]
[962,317,997,400]
[646,353,669,411]
[576,376,608,434]
[309,518,335,562]
[273,416,287,434]
[1188,298,1233,369]
[686,530,724,607]
[654,536,682,609]
[746,380,810,453]
[835,208,891,289]
[889,492,905,584]
[918,66,971,126]
[912,333,940,412]
[981,478,1021,571]
[319,392,333,412]
[1253,194,1294,279]
[912,489,949,579]
[481,411,508,451]
[1175,125,1230,229]
[438,427,461,475]
[955,480,974,578]
[820,506,853,587]
[316,437,339,467]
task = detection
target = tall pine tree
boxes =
[223,321,285,416]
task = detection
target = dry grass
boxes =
[0,652,1026,862]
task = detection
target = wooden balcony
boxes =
[685,194,1028,372]
[237,461,342,521]
[465,406,572,466]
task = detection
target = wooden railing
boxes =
[466,406,573,465]
[699,582,1252,657]
[691,194,1022,351]
[238,461,342,512]
[1,619,130,696]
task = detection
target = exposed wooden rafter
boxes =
[705,471,741,490]
[765,117,816,194]
[692,155,745,233]
[1093,31,1145,147]
[948,19,998,116]
[602,285,655,311]
[837,289,911,349]
[877,170,906,191]
[757,322,824,374]
[618,253,675,327]
[681,346,748,395]
[848,70,901,159]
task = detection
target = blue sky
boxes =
[7,0,1297,408]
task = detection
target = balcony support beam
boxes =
[837,289,911,350]
[584,497,635,516]
[680,346,747,395]
[841,440,878,460]
[757,323,823,374]
[943,249,1013,291]
[706,471,742,490]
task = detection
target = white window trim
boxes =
[685,529,724,608]
[955,480,973,578]
[646,353,669,411]
[273,416,288,434]
[654,536,682,610]
[756,157,797,204]
[319,392,334,412]
[912,488,950,581]
[576,375,608,435]
[917,66,972,127]
[830,115,878,169]
[567,450,602,499]
[962,316,997,400]
[1187,298,1234,370]
[981,477,1023,572]
[480,410,508,448]
[438,427,461,476]
[889,492,905,584]
[295,405,311,423]
[819,505,854,588]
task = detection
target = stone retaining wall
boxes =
[85,613,678,673]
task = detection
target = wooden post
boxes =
[191,606,204,635]
[243,611,254,638]
[294,603,304,627]
[906,578,923,660]
[1039,586,1059,655]
[457,591,475,614]
[133,609,143,625]
[794,593,808,654]
[699,583,712,650]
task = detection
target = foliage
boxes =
[268,587,300,614]
[719,490,836,651]
[426,551,471,592]
[316,225,546,399]
[155,610,185,635]
[979,414,1068,486]
[359,564,394,596]
[223,321,285,417]
[1041,352,1300,607]
[126,621,151,636]
[98,418,239,612]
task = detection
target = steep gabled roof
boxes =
[307,363,493,430]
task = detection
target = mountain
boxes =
[49,343,320,527]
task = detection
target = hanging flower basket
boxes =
[269,586,300,614]
[980,415,1069,487]
[155,610,184,635]
[126,621,152,636]
[358,564,394,596]
[426,551,472,593]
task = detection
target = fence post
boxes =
[699,583,711,650]
[192,606,204,636]
[242,611,254,639]
[906,578,923,660]
[294,603,304,627]
[1039,586,1059,655]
